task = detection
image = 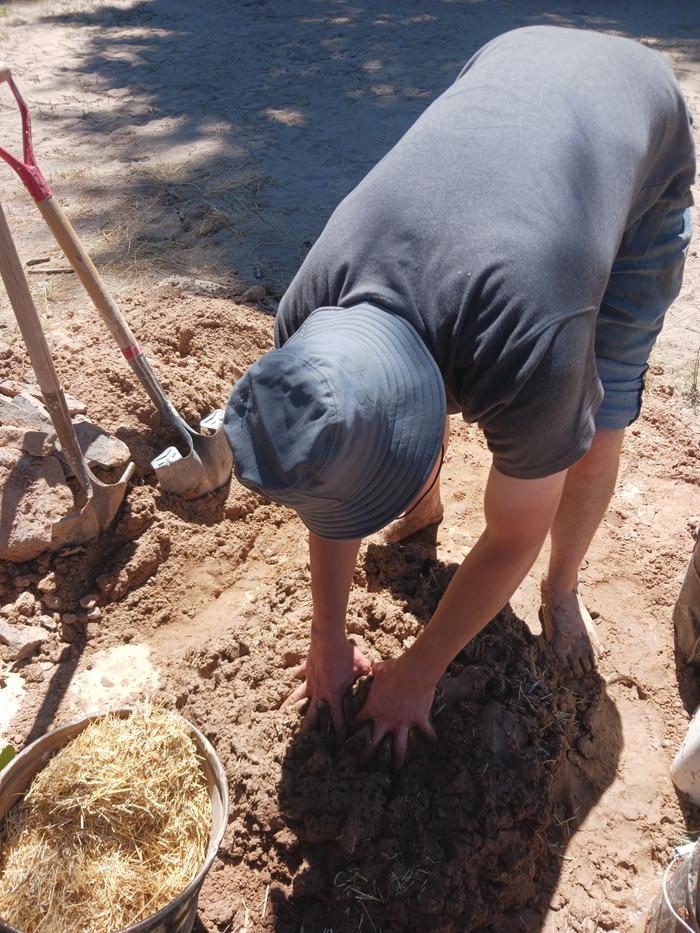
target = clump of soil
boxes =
[278,614,572,932]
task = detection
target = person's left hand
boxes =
[354,656,437,768]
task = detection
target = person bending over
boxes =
[224,26,695,765]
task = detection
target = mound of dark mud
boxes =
[176,547,611,933]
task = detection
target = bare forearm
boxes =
[309,532,362,642]
[405,528,546,683]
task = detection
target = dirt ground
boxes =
[0,2,699,932]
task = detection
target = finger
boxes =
[301,697,320,732]
[582,648,595,674]
[418,719,438,743]
[342,687,357,729]
[331,703,348,744]
[292,662,307,679]
[345,721,372,755]
[281,681,308,709]
[392,727,409,771]
[360,723,388,762]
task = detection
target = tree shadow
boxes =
[21,628,86,746]
[10,0,697,290]
[271,542,622,931]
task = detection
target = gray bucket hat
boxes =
[223,303,446,539]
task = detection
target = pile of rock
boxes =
[0,379,131,562]
[0,591,52,663]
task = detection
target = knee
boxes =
[573,428,624,477]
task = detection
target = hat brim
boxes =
[286,305,446,540]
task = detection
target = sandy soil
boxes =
[0,2,699,932]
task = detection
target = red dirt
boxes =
[0,2,699,930]
[0,283,697,932]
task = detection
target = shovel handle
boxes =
[0,65,136,354]
[36,197,190,439]
[0,68,191,445]
[0,203,91,490]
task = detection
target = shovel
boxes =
[0,202,134,549]
[0,63,233,500]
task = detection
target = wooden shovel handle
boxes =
[0,203,91,489]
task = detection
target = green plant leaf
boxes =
[0,744,15,771]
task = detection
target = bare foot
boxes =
[370,494,444,545]
[539,579,601,676]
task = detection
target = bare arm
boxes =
[282,532,369,739]
[309,532,360,640]
[406,464,566,679]
[356,463,567,764]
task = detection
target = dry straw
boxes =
[0,703,212,933]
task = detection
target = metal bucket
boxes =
[0,709,229,933]
[646,842,700,932]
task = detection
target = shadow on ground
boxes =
[18,0,700,288]
[269,541,622,932]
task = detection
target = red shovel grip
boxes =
[0,63,53,202]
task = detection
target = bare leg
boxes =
[541,428,625,675]
[372,418,450,544]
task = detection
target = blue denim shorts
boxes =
[595,201,693,430]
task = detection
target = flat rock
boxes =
[0,394,54,429]
[0,448,74,562]
[64,394,88,417]
[60,418,131,470]
[0,379,29,398]
[17,391,50,417]
[1,382,87,417]
[162,275,231,297]
[0,394,56,457]
[0,424,56,457]
[0,619,48,662]
[29,389,87,417]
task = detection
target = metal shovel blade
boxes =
[51,462,135,551]
[151,409,233,500]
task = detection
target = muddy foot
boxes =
[370,499,444,545]
[539,579,601,676]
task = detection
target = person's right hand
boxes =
[282,634,371,742]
